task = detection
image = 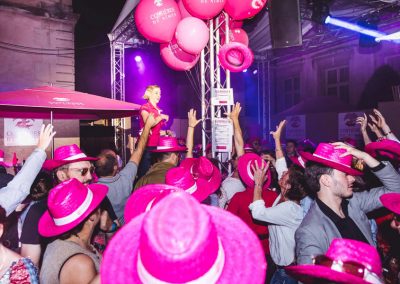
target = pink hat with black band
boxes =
[38,178,108,237]
[286,238,383,284]
[180,157,222,194]
[365,139,400,162]
[380,193,400,215]
[102,192,267,284]
[124,184,183,224]
[300,143,363,176]
[150,136,187,153]
[237,153,272,189]
[42,144,98,171]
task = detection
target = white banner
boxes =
[211,88,234,106]
[4,119,43,146]
[285,115,306,141]
[338,112,364,143]
[212,118,233,153]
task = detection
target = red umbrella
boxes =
[0,86,140,119]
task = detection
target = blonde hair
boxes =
[143,85,160,100]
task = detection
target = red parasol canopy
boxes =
[0,86,140,119]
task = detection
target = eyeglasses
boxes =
[394,213,400,225]
[69,166,95,176]
[313,255,382,283]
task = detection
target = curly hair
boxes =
[285,165,308,201]
[304,161,334,197]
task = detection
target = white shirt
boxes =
[218,176,245,208]
[249,196,303,266]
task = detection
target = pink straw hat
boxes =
[365,139,400,161]
[150,136,187,153]
[286,239,383,284]
[166,166,215,202]
[290,155,307,168]
[124,184,183,224]
[380,193,400,215]
[300,142,363,176]
[102,191,267,284]
[38,178,108,237]
[0,150,11,168]
[237,153,272,189]
[180,157,222,194]
[42,144,98,171]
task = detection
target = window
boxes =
[324,66,350,103]
[282,76,300,110]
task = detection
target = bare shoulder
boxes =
[60,254,97,284]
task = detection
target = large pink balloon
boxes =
[175,17,209,54]
[177,0,192,18]
[224,0,267,20]
[160,38,200,71]
[182,0,226,20]
[135,0,181,43]
[221,28,249,46]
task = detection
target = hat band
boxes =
[64,153,87,161]
[145,198,157,212]
[137,238,225,284]
[313,153,351,169]
[156,146,175,150]
[0,158,3,162]
[185,183,197,194]
[53,190,94,226]
[298,156,305,168]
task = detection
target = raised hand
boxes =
[226,102,242,121]
[356,114,368,132]
[270,120,286,140]
[251,160,270,186]
[188,109,201,128]
[37,124,56,151]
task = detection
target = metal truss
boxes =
[201,12,232,173]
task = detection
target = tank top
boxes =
[40,239,101,283]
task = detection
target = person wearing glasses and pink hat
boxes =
[380,193,400,234]
[39,178,108,284]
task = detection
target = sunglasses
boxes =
[69,166,95,176]
[394,213,400,225]
[313,255,382,283]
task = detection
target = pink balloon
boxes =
[177,0,192,18]
[224,0,267,20]
[218,42,253,72]
[135,0,181,43]
[221,28,249,46]
[175,17,209,54]
[182,0,226,20]
[160,38,200,71]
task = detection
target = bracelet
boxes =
[188,126,194,128]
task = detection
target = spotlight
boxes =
[134,55,142,63]
[253,69,258,75]
[243,69,248,73]
[311,0,331,24]
[325,16,385,39]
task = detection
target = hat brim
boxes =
[285,265,371,284]
[238,154,272,188]
[124,184,183,224]
[365,140,400,161]
[300,152,363,176]
[42,157,99,171]
[102,206,267,284]
[0,161,13,168]
[150,146,187,153]
[380,193,400,215]
[38,183,108,237]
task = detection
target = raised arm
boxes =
[356,114,372,145]
[371,109,399,142]
[0,124,56,216]
[185,109,201,158]
[131,114,156,165]
[228,102,244,157]
[271,120,288,179]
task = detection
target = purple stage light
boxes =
[135,55,142,63]
[325,16,386,39]
[253,69,258,75]
[243,69,248,73]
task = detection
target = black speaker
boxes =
[269,0,302,49]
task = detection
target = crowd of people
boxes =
[0,85,400,284]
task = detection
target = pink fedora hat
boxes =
[150,136,187,153]
[0,149,13,168]
[365,139,400,161]
[286,238,383,284]
[124,184,183,224]
[380,193,400,215]
[42,144,98,171]
[102,192,267,284]
[166,166,215,202]
[180,156,222,194]
[237,153,272,189]
[38,178,108,237]
[300,142,363,176]
[290,155,307,168]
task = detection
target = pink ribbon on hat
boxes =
[137,238,226,284]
